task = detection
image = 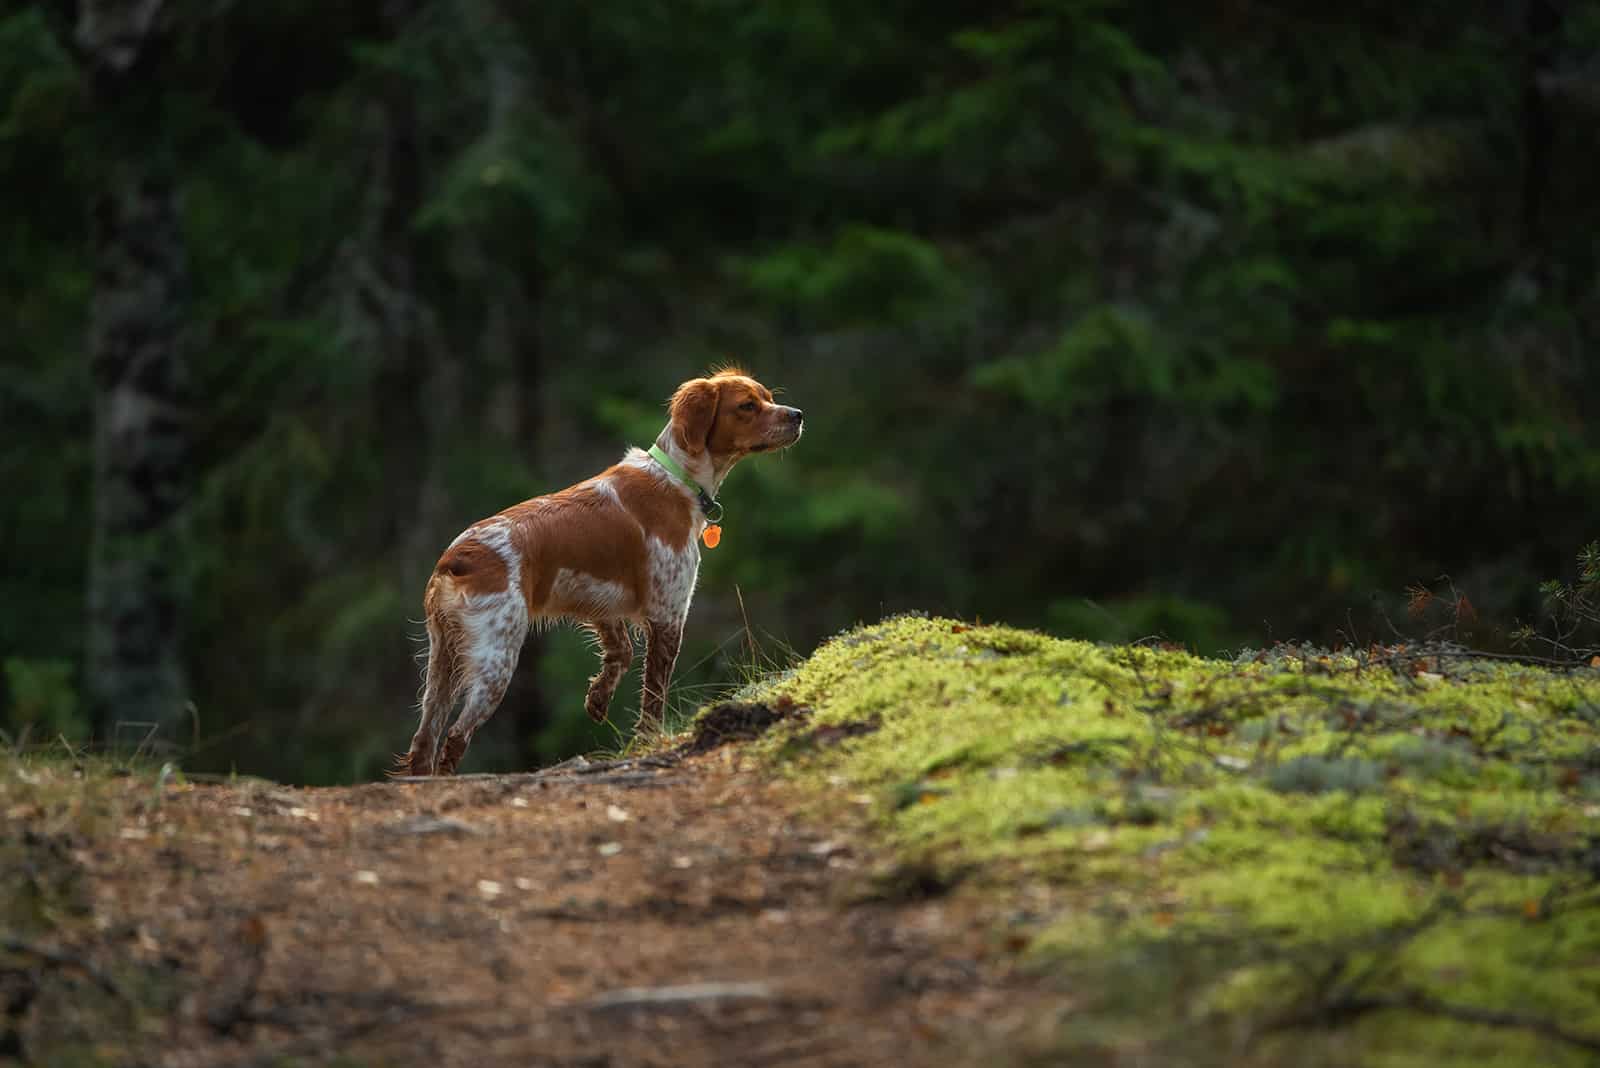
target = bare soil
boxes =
[11,743,1055,1067]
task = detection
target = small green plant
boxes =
[2,657,87,745]
[1514,540,1600,664]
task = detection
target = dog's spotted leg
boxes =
[435,592,526,775]
[584,620,633,723]
[437,668,516,776]
[400,614,459,776]
[639,617,683,737]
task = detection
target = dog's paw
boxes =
[390,750,432,779]
[436,733,467,776]
[584,695,611,723]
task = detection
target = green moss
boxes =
[740,616,1600,1066]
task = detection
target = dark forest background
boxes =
[3,0,1598,783]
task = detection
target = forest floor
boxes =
[8,616,1600,1068]
[1,739,1057,1068]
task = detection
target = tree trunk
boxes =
[78,2,192,739]
[465,0,550,766]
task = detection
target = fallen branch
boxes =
[387,753,681,786]
[380,815,483,836]
[548,772,687,788]
[580,981,776,1012]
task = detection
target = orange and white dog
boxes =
[402,370,803,776]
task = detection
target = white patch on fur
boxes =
[450,518,520,609]
[591,478,621,505]
[450,513,512,552]
[549,568,631,618]
[446,583,529,742]
[644,534,700,625]
[464,591,527,675]
[618,447,663,476]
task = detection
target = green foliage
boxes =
[1518,541,1600,660]
[2,658,85,743]
[747,617,1600,1065]
[5,0,1600,780]
[741,226,965,326]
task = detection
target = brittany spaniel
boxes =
[402,370,803,776]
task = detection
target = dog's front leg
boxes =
[639,617,683,736]
[584,620,634,723]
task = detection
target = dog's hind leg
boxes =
[399,584,461,776]
[436,591,528,776]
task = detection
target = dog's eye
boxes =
[739,401,758,412]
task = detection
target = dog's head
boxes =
[669,370,803,465]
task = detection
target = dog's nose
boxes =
[790,408,804,426]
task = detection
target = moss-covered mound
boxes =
[745,616,1600,1067]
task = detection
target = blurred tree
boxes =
[1,0,1596,779]
[73,0,192,737]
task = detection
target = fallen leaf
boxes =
[606,804,631,823]
[597,842,623,857]
[477,880,503,899]
[353,870,379,885]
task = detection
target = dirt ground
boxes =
[10,741,1059,1068]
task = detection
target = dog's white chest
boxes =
[645,536,701,622]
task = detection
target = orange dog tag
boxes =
[702,524,722,548]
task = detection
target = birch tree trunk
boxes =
[78,1,192,738]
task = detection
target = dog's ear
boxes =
[670,378,720,456]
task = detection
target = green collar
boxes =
[647,445,724,523]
